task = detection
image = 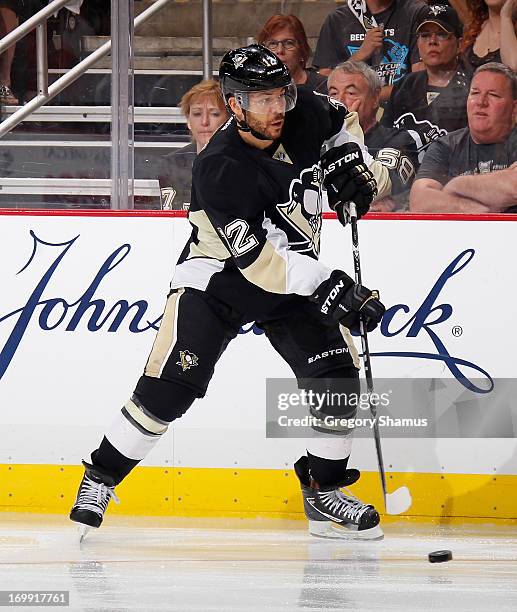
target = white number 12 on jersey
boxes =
[224,219,259,256]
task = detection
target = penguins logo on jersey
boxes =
[177,350,199,372]
[394,113,447,145]
[276,164,322,257]
[394,113,447,160]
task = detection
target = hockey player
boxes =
[70,44,386,540]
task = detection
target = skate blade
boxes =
[385,486,412,515]
[78,524,91,543]
[308,520,384,541]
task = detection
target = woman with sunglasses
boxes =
[382,4,471,160]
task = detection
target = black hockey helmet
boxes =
[219,44,297,112]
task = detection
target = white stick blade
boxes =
[385,486,412,515]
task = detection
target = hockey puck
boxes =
[428,550,453,563]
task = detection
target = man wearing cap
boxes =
[382,3,471,160]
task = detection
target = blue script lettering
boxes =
[0,231,162,380]
[237,250,492,393]
[0,233,492,395]
[378,249,492,393]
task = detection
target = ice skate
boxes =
[294,456,383,540]
[70,461,119,540]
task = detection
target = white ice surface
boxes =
[0,514,516,611]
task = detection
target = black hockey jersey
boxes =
[171,89,390,321]
[381,64,472,161]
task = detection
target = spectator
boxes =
[500,0,517,70]
[328,60,419,210]
[0,0,21,104]
[160,80,229,210]
[50,0,91,70]
[312,0,428,102]
[382,4,471,161]
[462,0,517,71]
[256,14,327,93]
[10,1,57,103]
[409,62,517,213]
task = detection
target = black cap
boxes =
[417,4,463,38]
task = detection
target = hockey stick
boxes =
[348,202,412,515]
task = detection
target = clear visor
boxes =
[233,83,297,114]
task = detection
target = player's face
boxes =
[245,88,287,140]
[467,71,517,144]
[327,71,380,131]
[187,96,228,151]
[417,24,460,69]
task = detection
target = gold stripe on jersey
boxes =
[339,324,361,370]
[187,210,231,261]
[369,156,392,199]
[241,240,287,294]
[145,288,185,378]
[344,111,365,142]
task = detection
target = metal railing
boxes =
[202,0,213,80]
[0,177,160,197]
[0,0,215,210]
[0,0,175,139]
[1,105,186,123]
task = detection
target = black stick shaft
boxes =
[349,203,388,508]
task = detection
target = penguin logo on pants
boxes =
[177,350,199,372]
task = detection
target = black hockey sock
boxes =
[91,437,140,485]
[307,452,349,488]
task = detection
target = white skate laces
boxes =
[307,486,383,539]
[75,474,120,518]
[294,456,383,539]
[316,488,370,523]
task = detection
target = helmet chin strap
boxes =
[235,109,274,142]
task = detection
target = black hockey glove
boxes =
[321,142,378,226]
[310,270,385,333]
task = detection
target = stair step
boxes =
[81,54,227,71]
[0,138,180,210]
[47,71,204,106]
[134,0,343,37]
[81,36,254,56]
[80,35,319,70]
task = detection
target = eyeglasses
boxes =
[417,31,454,41]
[264,39,298,51]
